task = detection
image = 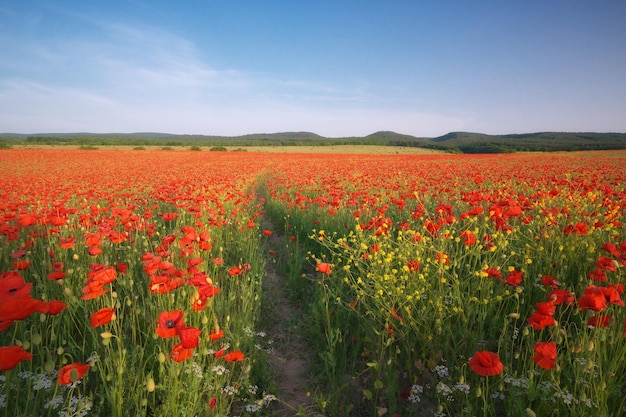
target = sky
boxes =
[1,1,625,138]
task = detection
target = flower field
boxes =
[1,149,625,416]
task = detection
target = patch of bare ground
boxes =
[260,216,319,416]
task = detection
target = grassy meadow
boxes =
[1,148,625,416]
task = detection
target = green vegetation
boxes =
[1,130,626,153]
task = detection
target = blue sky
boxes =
[1,1,625,137]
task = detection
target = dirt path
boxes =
[260,215,318,416]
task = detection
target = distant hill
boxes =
[1,130,626,153]
[430,131,626,153]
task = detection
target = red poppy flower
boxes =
[208,329,224,341]
[88,246,103,256]
[533,341,557,370]
[548,289,575,306]
[58,362,91,385]
[483,267,502,279]
[460,230,477,246]
[535,301,556,316]
[156,310,185,338]
[224,350,245,362]
[597,256,617,272]
[407,259,421,272]
[0,345,33,370]
[587,268,607,282]
[316,263,331,275]
[527,311,556,330]
[59,237,76,249]
[504,270,523,286]
[0,271,33,301]
[12,260,31,270]
[209,397,217,409]
[116,263,128,275]
[435,253,449,264]
[0,297,46,330]
[198,283,220,298]
[180,326,201,349]
[171,343,194,362]
[262,229,273,236]
[91,307,115,328]
[228,265,242,276]
[40,300,67,315]
[47,271,66,280]
[469,350,503,376]
[587,314,611,327]
[578,286,609,312]
[541,275,559,288]
[214,346,225,359]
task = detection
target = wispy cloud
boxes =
[0,12,471,136]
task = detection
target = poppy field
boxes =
[1,148,625,416]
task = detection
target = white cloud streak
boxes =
[0,17,474,136]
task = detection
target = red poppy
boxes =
[533,341,557,370]
[88,246,103,256]
[209,397,217,409]
[435,253,449,264]
[180,326,201,349]
[0,297,46,330]
[90,307,115,328]
[527,311,556,330]
[548,289,575,306]
[208,329,224,341]
[407,259,421,272]
[155,310,185,338]
[0,345,33,370]
[587,268,607,282]
[214,346,225,359]
[40,300,67,315]
[59,237,76,249]
[587,314,611,327]
[468,350,503,376]
[47,271,66,280]
[224,350,245,362]
[504,270,523,286]
[316,263,331,275]
[0,271,33,301]
[578,286,609,312]
[535,301,556,316]
[597,256,617,272]
[483,267,502,279]
[58,362,91,385]
[171,343,194,362]
[116,263,128,275]
[228,265,242,276]
[460,230,477,246]
[198,283,221,298]
[262,229,273,236]
[12,260,31,270]
[541,275,559,288]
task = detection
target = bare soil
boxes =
[260,216,319,416]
